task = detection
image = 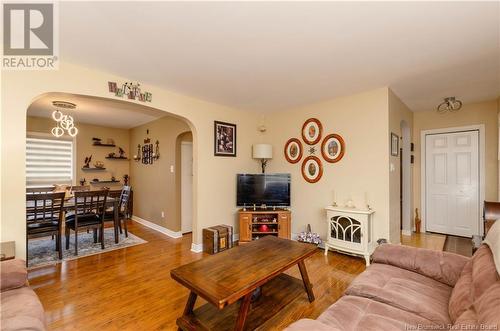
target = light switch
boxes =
[170,165,174,173]
[390,163,395,172]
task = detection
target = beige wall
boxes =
[26,116,129,189]
[264,88,392,242]
[129,116,190,231]
[388,90,413,242]
[413,99,499,228]
[1,61,258,258]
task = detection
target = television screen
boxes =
[237,173,291,207]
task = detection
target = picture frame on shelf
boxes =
[214,121,237,157]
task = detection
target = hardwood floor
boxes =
[400,231,473,257]
[444,235,473,257]
[400,232,447,251]
[29,221,366,330]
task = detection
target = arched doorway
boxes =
[25,92,197,259]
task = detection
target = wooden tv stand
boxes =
[238,209,291,242]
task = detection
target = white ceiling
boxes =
[60,1,499,112]
[28,93,166,129]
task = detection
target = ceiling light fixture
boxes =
[437,97,462,114]
[52,101,77,109]
[51,100,78,137]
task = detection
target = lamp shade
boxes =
[253,144,273,159]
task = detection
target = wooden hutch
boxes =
[238,209,291,242]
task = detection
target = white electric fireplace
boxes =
[324,206,375,265]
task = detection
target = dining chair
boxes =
[65,189,109,255]
[26,186,55,194]
[26,192,66,260]
[104,186,131,237]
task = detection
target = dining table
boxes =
[27,195,121,244]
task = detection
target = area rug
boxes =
[28,228,147,269]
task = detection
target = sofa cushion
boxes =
[1,259,27,292]
[483,219,500,274]
[471,245,499,299]
[317,295,439,331]
[448,245,499,322]
[345,263,452,325]
[371,244,468,287]
[0,286,46,331]
[448,260,473,322]
[453,281,500,330]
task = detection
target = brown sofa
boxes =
[286,239,500,330]
[0,259,46,331]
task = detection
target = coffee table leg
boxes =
[234,293,252,331]
[298,260,315,302]
[178,291,197,331]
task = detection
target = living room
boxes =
[1,1,499,331]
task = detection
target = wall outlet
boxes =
[161,211,165,218]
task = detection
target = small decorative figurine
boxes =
[118,147,125,158]
[123,174,129,186]
[79,178,86,186]
[83,155,92,168]
[94,161,104,169]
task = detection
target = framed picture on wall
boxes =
[301,156,323,183]
[391,132,399,156]
[301,118,323,145]
[284,138,303,164]
[321,133,345,163]
[214,121,237,157]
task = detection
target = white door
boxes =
[181,142,193,234]
[425,130,479,237]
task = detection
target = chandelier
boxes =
[437,97,462,114]
[51,110,78,137]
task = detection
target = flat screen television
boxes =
[237,173,291,207]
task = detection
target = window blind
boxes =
[26,136,74,187]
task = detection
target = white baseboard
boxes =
[131,215,182,239]
[401,229,412,236]
[191,243,203,253]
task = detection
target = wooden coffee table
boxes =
[171,236,317,331]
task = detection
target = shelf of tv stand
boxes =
[252,222,278,225]
[252,231,278,235]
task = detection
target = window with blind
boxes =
[26,136,74,187]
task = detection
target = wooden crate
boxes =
[202,225,233,254]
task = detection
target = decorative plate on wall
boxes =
[301,156,323,183]
[301,118,323,145]
[284,138,303,164]
[321,134,345,163]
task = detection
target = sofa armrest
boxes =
[1,259,28,292]
[372,244,469,287]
